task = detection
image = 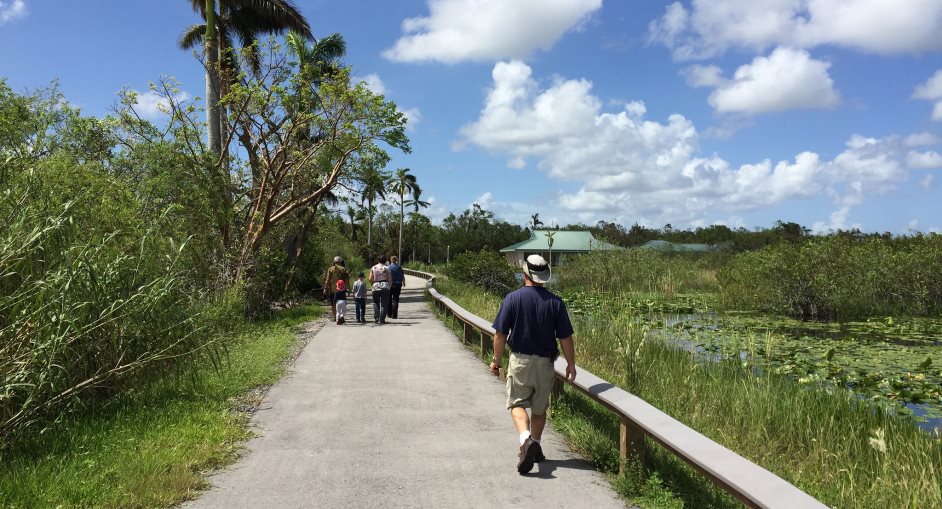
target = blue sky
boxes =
[2,0,941,232]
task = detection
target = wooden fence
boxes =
[403,268,827,509]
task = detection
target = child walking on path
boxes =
[352,272,367,323]
[334,280,348,325]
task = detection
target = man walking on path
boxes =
[490,254,577,475]
[323,256,349,321]
[387,255,405,319]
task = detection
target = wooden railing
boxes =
[403,268,827,509]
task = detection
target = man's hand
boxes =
[565,363,577,382]
[489,361,500,376]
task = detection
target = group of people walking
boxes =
[323,255,405,325]
[324,251,578,476]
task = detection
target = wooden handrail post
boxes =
[619,416,644,474]
[479,330,486,358]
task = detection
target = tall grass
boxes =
[0,180,219,443]
[433,277,942,508]
[0,304,318,508]
[558,249,722,297]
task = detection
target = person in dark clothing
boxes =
[490,254,576,475]
[387,255,405,319]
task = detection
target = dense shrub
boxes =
[445,250,518,296]
[718,236,942,319]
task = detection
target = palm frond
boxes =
[189,0,205,16]
[226,0,312,38]
[312,33,346,62]
[179,23,206,50]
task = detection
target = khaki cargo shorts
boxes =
[505,352,555,415]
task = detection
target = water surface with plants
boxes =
[561,290,942,432]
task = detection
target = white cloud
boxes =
[359,73,387,95]
[472,191,493,209]
[382,0,602,63]
[913,70,942,100]
[705,47,839,114]
[905,132,941,147]
[0,0,26,25]
[507,156,526,169]
[913,70,942,121]
[461,60,908,226]
[921,174,935,188]
[908,150,942,168]
[401,107,422,131]
[681,64,725,88]
[649,0,942,60]
[130,89,191,120]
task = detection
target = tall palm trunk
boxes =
[204,0,221,158]
[367,198,374,246]
[398,189,404,261]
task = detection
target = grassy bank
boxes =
[431,277,942,508]
[0,305,322,509]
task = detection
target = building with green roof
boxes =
[499,230,620,266]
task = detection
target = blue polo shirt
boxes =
[492,286,574,359]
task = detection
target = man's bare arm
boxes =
[490,332,507,374]
[559,336,576,381]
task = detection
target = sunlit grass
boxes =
[0,305,321,508]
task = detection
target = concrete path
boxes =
[185,275,626,509]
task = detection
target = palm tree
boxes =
[530,213,543,231]
[344,202,366,242]
[359,166,390,246]
[392,168,420,261]
[545,230,556,267]
[406,187,431,261]
[181,0,313,162]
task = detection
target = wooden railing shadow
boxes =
[403,269,827,509]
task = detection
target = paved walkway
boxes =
[185,275,626,508]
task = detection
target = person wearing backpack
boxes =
[369,255,390,324]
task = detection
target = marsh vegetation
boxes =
[433,239,942,508]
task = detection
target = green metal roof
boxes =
[500,230,620,253]
[637,240,716,252]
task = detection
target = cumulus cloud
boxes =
[0,0,26,25]
[129,89,191,120]
[473,191,493,209]
[908,150,942,168]
[693,47,839,114]
[382,0,602,63]
[681,64,725,88]
[461,60,911,226]
[913,70,942,121]
[401,107,422,131]
[358,73,387,95]
[649,0,942,60]
[905,132,941,147]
